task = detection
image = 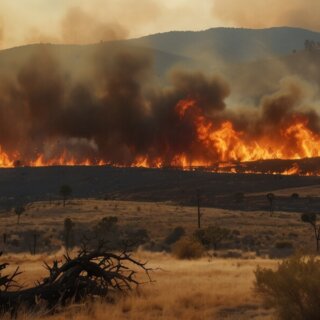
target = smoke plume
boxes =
[0,46,319,167]
[213,0,320,31]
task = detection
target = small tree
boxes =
[64,218,74,251]
[60,185,72,207]
[14,206,25,224]
[301,212,320,252]
[266,193,275,216]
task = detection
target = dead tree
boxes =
[14,206,25,225]
[0,245,152,316]
[59,185,72,207]
[196,189,202,229]
[266,193,275,217]
[63,218,74,252]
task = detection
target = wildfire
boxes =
[1,98,320,176]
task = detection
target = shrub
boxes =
[124,228,149,245]
[194,225,232,250]
[165,227,185,245]
[172,237,204,260]
[275,241,293,249]
[255,256,320,320]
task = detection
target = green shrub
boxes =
[255,256,320,320]
[172,237,204,260]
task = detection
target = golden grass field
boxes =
[3,250,277,320]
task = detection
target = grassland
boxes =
[3,250,277,320]
[1,171,320,319]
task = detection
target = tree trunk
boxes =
[314,227,319,252]
[197,197,201,229]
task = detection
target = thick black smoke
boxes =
[0,46,319,166]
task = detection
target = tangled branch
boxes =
[0,246,152,315]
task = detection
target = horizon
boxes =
[1,25,319,52]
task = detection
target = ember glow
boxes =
[1,98,320,176]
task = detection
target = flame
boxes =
[1,98,320,176]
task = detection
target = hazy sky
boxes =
[0,0,319,49]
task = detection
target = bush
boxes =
[194,225,231,250]
[255,256,320,320]
[124,228,149,245]
[275,241,293,249]
[172,237,204,260]
[165,227,185,245]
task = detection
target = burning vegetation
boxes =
[0,46,320,175]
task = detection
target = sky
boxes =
[0,0,319,49]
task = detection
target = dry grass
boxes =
[0,195,316,319]
[2,250,276,320]
[0,199,314,253]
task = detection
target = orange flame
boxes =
[1,98,320,176]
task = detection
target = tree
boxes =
[266,193,275,216]
[14,206,25,225]
[301,212,320,252]
[93,216,120,248]
[60,185,72,207]
[196,189,202,229]
[194,225,231,250]
[63,218,74,251]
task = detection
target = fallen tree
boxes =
[0,245,152,316]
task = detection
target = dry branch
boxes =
[0,246,152,316]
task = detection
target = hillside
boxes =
[129,27,320,63]
[1,27,320,74]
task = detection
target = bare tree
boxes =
[14,206,25,225]
[196,189,202,229]
[63,218,74,252]
[60,185,72,207]
[266,193,275,217]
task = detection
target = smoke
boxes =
[0,0,166,48]
[0,19,4,48]
[0,46,319,166]
[60,7,128,44]
[213,0,320,31]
